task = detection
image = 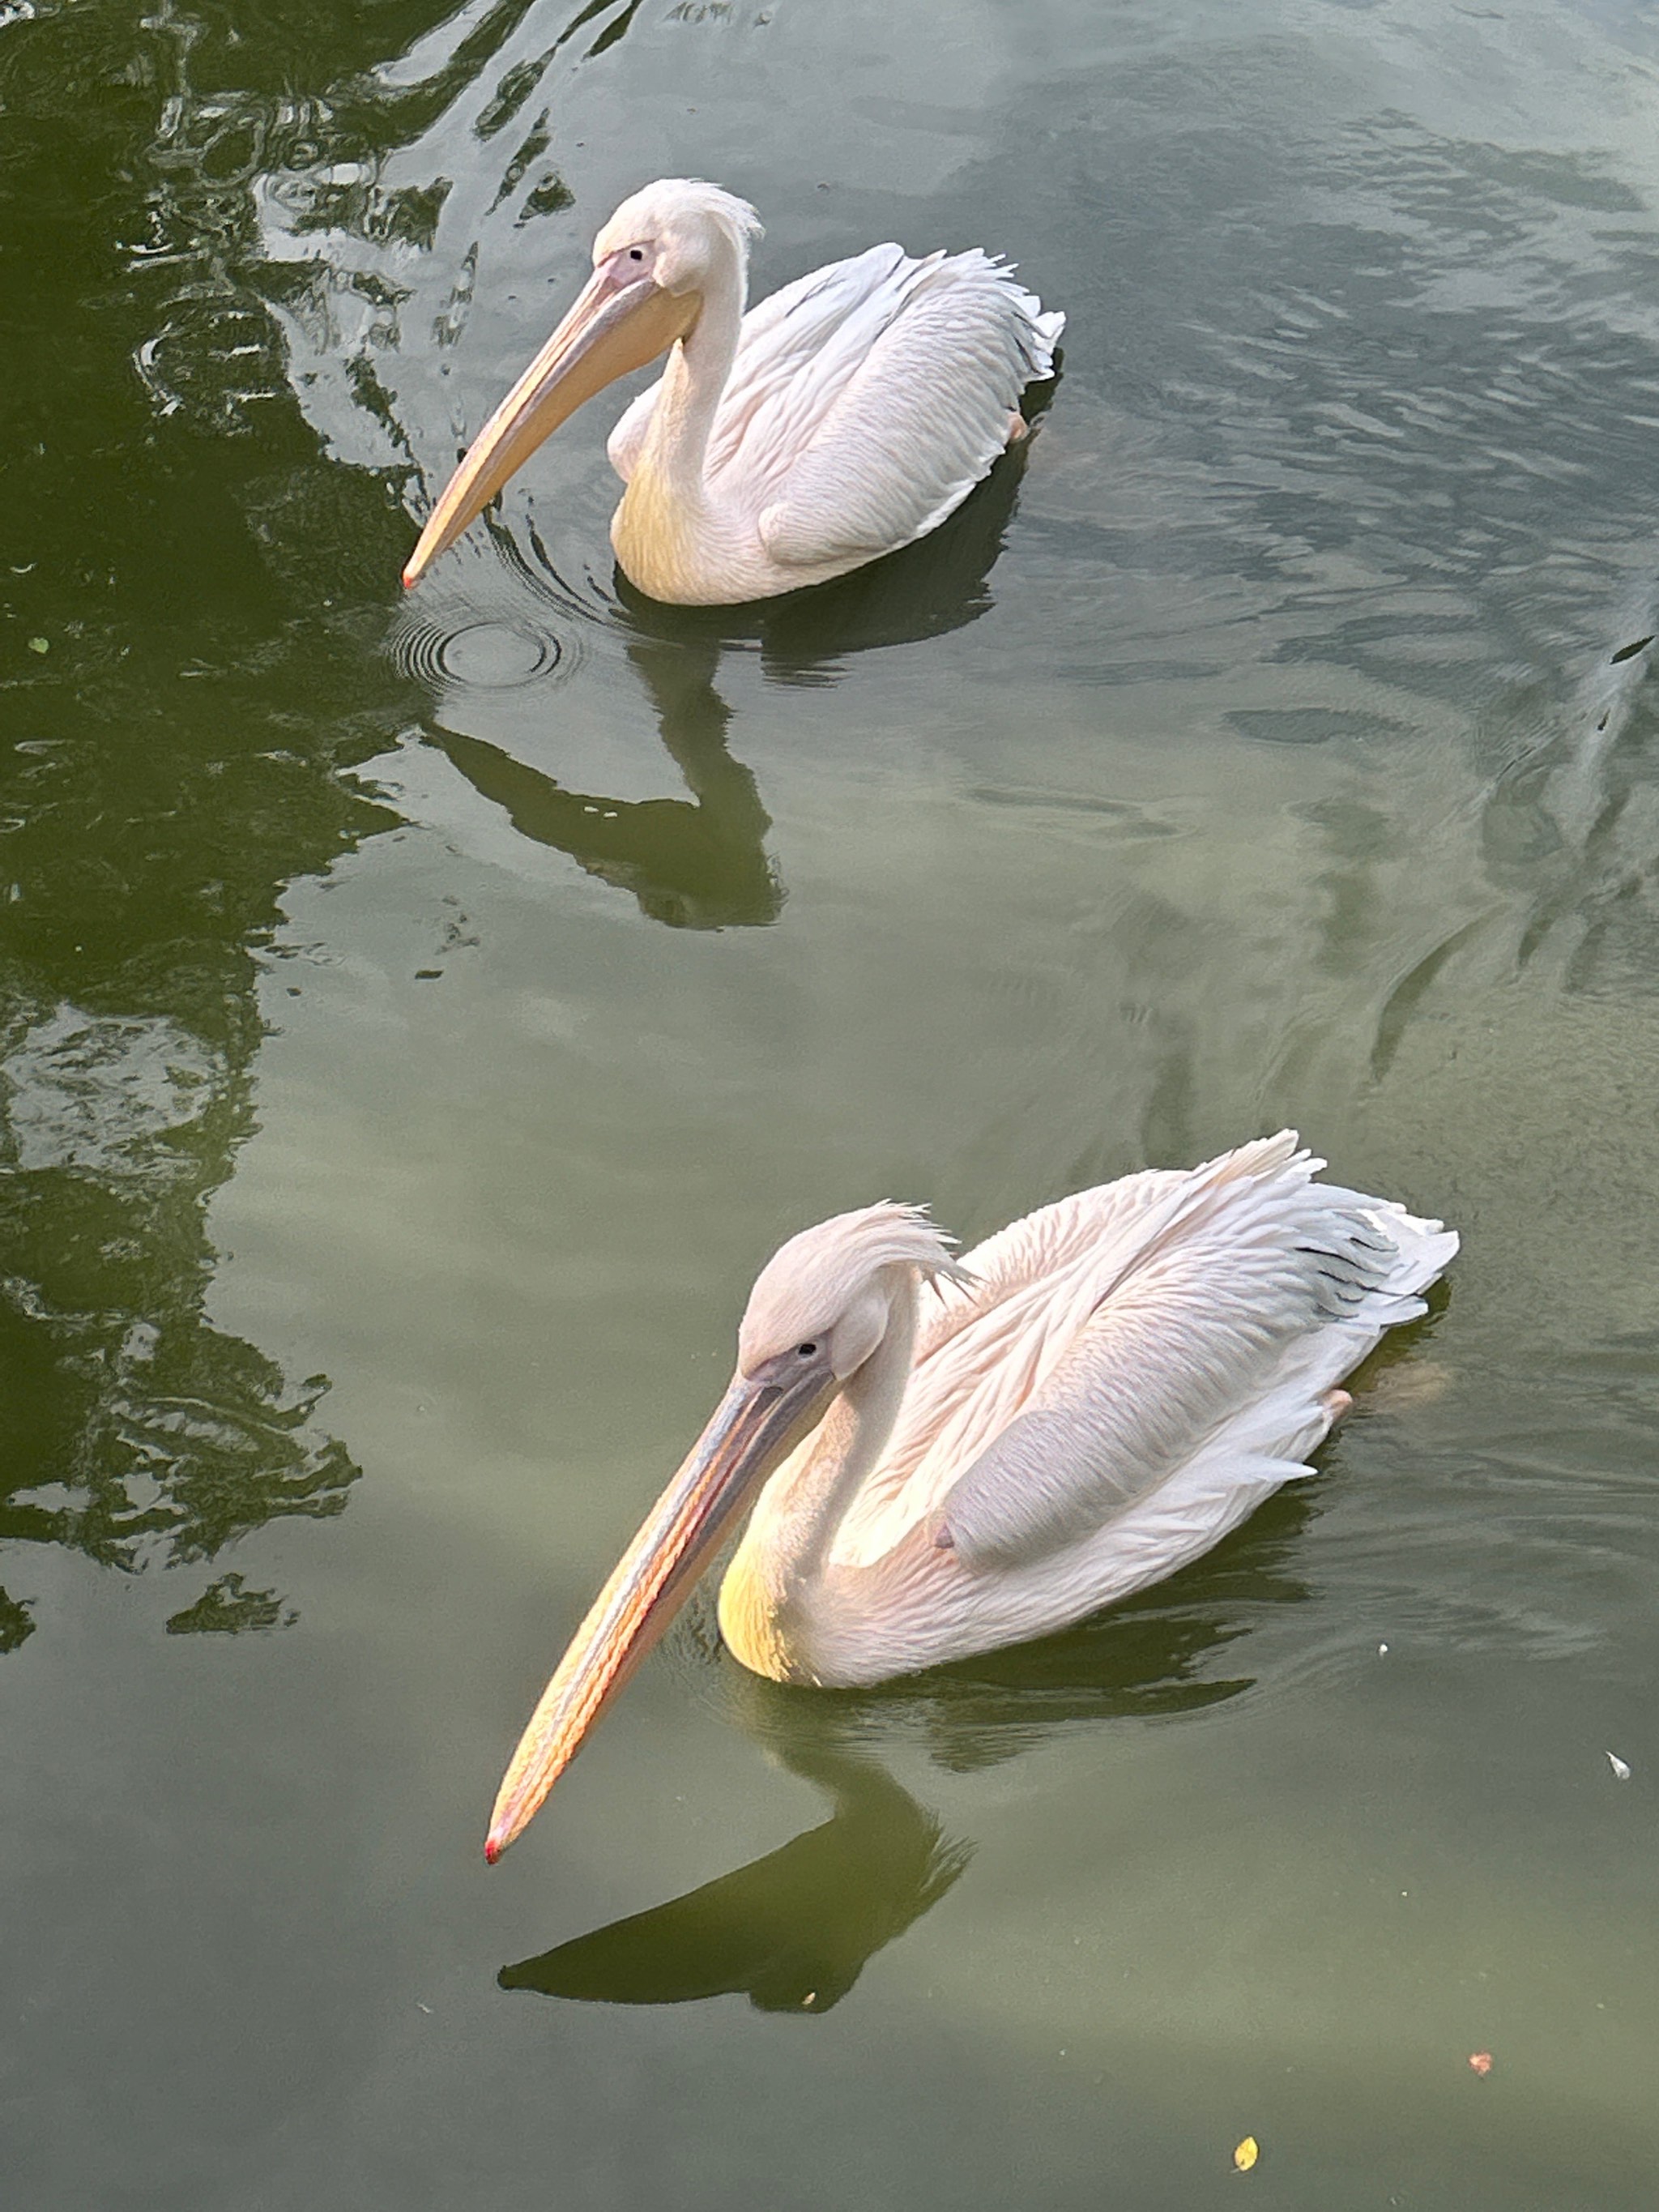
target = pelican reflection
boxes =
[430,634,778,930]
[497,1484,1312,2015]
[501,1741,966,2015]
[417,434,1042,928]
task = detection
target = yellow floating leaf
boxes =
[1233,2136,1260,2172]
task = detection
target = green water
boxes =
[5,0,1659,2203]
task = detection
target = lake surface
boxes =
[6,0,1659,2202]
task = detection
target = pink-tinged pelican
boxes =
[486,1134,1456,1858]
[402,178,1063,605]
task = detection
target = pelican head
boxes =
[403,180,761,588]
[740,1202,963,1381]
[484,1203,962,1860]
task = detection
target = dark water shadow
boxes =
[1476,602,1659,995]
[498,1475,1309,2014]
[427,429,1045,928]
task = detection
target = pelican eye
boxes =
[795,1341,818,1358]
[629,246,645,262]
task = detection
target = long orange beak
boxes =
[485,1349,835,1861]
[402,255,701,589]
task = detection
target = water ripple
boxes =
[391,612,564,690]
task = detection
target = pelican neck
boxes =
[636,252,746,497]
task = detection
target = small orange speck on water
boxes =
[1233,2137,1260,2172]
[1469,2052,1493,2076]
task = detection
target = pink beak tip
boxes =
[484,1834,502,1865]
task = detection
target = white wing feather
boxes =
[608,244,1063,561]
[608,246,915,485]
[829,1134,1456,1574]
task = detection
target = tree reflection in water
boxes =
[0,0,1054,1646]
[498,1484,1311,2014]
[0,0,437,1651]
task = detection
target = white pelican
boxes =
[486,1134,1456,1857]
[402,178,1063,605]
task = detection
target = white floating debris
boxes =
[1606,1752,1631,1782]
[1378,1642,1389,1656]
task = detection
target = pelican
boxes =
[402,178,1063,605]
[486,1134,1456,1857]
